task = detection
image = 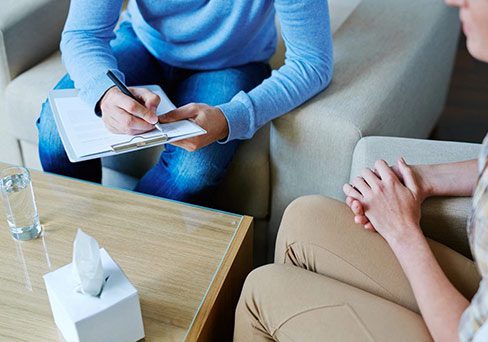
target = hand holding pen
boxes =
[99,71,161,135]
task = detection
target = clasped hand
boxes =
[343,159,424,246]
[100,87,229,151]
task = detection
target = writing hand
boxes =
[100,86,160,135]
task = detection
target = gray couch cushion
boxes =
[351,136,481,257]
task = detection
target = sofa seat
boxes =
[0,0,68,166]
[5,52,65,147]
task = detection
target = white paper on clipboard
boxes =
[49,85,206,162]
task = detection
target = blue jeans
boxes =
[37,22,270,205]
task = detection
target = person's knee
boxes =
[286,195,345,219]
[238,265,286,315]
[38,143,69,173]
[239,267,264,309]
[172,163,220,196]
[168,144,237,195]
[236,265,289,340]
[275,195,350,262]
[37,105,69,173]
[279,195,344,239]
[238,265,302,317]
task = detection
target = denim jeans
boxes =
[37,21,271,205]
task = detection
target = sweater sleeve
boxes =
[217,0,333,142]
[60,0,125,111]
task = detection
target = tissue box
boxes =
[43,248,145,342]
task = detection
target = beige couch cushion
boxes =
[0,0,68,90]
[351,136,481,257]
[5,52,66,144]
[19,140,41,169]
[270,0,361,68]
[0,0,67,165]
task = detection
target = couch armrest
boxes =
[0,0,69,92]
[268,0,460,256]
[350,136,481,257]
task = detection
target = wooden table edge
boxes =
[185,215,254,341]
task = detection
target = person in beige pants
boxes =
[234,0,488,340]
[235,195,480,341]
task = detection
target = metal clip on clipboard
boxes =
[110,134,169,153]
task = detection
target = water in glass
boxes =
[1,168,41,240]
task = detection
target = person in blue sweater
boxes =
[37,0,333,204]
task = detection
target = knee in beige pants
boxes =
[275,195,359,265]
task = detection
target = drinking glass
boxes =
[0,166,41,240]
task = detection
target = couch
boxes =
[0,0,460,264]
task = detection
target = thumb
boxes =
[397,157,419,195]
[159,103,198,123]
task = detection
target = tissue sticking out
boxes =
[72,229,105,297]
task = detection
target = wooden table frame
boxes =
[187,216,253,341]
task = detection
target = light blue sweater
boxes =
[61,0,333,142]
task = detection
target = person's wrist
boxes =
[414,164,436,200]
[96,86,117,117]
[100,86,117,106]
[386,224,425,254]
[216,107,229,141]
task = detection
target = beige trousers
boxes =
[235,196,481,341]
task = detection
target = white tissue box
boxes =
[43,248,145,342]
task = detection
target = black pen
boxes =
[106,70,143,105]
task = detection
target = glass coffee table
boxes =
[0,164,253,341]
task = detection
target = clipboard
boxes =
[49,85,206,162]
